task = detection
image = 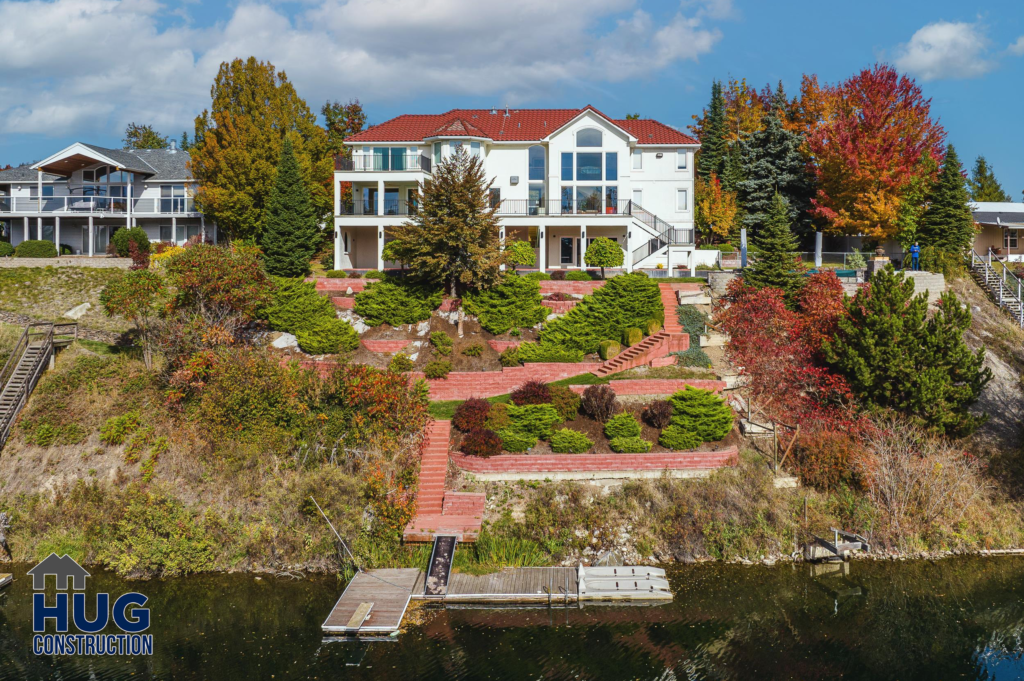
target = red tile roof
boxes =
[345,106,697,145]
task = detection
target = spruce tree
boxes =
[824,267,991,436]
[261,137,319,277]
[968,155,1011,202]
[696,81,727,180]
[737,110,813,236]
[722,142,744,193]
[743,192,802,301]
[919,144,976,253]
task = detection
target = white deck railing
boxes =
[0,196,196,215]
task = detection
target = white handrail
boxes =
[0,195,197,215]
[973,248,1023,328]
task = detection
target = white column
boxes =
[333,224,342,271]
[499,226,506,271]
[377,179,385,216]
[36,170,42,214]
[376,228,384,270]
[333,178,341,216]
[88,216,94,256]
[125,171,132,231]
[171,217,177,245]
[579,225,586,269]
[23,217,29,242]
[36,218,42,240]
[200,215,206,242]
[538,226,546,272]
[54,217,60,251]
[689,249,696,277]
[814,231,823,268]
[625,229,633,273]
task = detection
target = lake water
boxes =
[1,556,1022,680]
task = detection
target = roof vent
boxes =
[490,107,497,115]
[518,122,521,128]
[169,140,178,153]
[504,106,510,117]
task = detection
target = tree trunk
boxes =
[451,279,464,337]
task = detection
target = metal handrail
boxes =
[0,195,197,215]
[971,248,1024,327]
[0,322,55,450]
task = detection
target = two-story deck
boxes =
[332,106,699,272]
[0,142,212,255]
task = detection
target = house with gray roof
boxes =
[972,202,1024,261]
[0,141,214,255]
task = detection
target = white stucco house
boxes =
[0,141,213,255]
[333,106,699,272]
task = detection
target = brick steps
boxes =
[541,300,578,315]
[331,296,356,309]
[312,278,377,293]
[451,447,739,474]
[658,283,684,334]
[538,281,605,295]
[592,332,668,378]
[361,339,411,353]
[568,379,726,396]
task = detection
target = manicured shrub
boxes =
[609,436,652,453]
[546,292,574,301]
[388,353,413,373]
[541,272,663,353]
[642,401,673,429]
[364,270,386,280]
[0,242,14,257]
[499,347,521,367]
[423,359,452,379]
[353,280,442,326]
[505,240,536,271]
[430,332,454,356]
[345,270,363,279]
[623,327,643,347]
[295,317,359,355]
[507,404,560,438]
[453,398,491,432]
[550,270,568,280]
[463,273,548,334]
[548,384,581,421]
[584,237,624,278]
[645,319,662,335]
[516,342,585,363]
[110,226,151,258]
[325,270,350,278]
[461,428,502,457]
[604,412,642,439]
[14,239,57,258]
[484,403,512,431]
[580,385,618,422]
[599,340,621,360]
[675,345,713,368]
[668,387,734,442]
[511,380,551,406]
[565,270,592,281]
[524,271,551,281]
[498,429,537,453]
[550,428,593,453]
[462,343,484,357]
[659,425,702,450]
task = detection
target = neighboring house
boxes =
[0,141,213,255]
[972,202,1024,261]
[333,106,699,272]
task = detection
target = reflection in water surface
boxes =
[0,557,1022,680]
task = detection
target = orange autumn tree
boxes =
[691,78,769,142]
[804,64,946,241]
[695,174,739,243]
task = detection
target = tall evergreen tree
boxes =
[261,137,319,277]
[123,123,168,150]
[743,192,802,301]
[696,81,728,180]
[968,155,1011,202]
[737,110,813,236]
[919,144,976,253]
[721,142,744,193]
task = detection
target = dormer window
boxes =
[577,128,602,147]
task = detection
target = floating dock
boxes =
[321,569,420,637]
[0,574,11,589]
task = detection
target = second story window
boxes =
[433,143,441,165]
[528,146,545,181]
[677,149,688,169]
[488,188,501,209]
[632,149,642,170]
[471,142,481,158]
[577,128,602,147]
[606,153,617,181]
[561,153,573,181]
[576,153,601,182]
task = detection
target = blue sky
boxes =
[0,0,1021,196]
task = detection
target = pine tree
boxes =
[968,155,1011,202]
[696,81,728,180]
[743,192,802,301]
[737,110,813,236]
[722,142,744,193]
[919,144,976,253]
[261,137,319,277]
[824,267,991,436]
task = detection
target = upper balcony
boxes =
[0,196,198,216]
[335,154,432,173]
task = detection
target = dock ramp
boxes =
[425,534,458,597]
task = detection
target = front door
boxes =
[560,237,579,266]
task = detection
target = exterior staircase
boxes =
[628,202,695,270]
[0,323,62,452]
[590,283,691,378]
[970,249,1024,328]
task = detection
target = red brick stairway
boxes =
[404,420,484,542]
[659,283,684,334]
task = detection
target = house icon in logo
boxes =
[26,553,90,591]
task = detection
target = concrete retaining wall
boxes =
[0,256,131,269]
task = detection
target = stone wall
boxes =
[0,257,131,269]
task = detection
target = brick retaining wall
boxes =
[538,281,605,295]
[331,296,356,309]
[410,362,603,400]
[361,339,412,353]
[570,379,727,396]
[0,257,131,269]
[541,299,578,314]
[312,278,378,292]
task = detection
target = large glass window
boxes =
[605,153,617,181]
[160,225,172,241]
[161,184,185,213]
[576,153,602,182]
[390,147,406,171]
[605,186,618,214]
[560,186,574,214]
[632,149,642,170]
[577,128,602,147]
[384,188,400,215]
[561,153,573,181]
[528,183,545,216]
[373,147,389,170]
[577,186,601,214]
[528,146,545,181]
[433,143,442,164]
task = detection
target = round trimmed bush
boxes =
[14,239,57,258]
[110,226,151,258]
[524,271,551,281]
[295,317,359,355]
[484,403,512,431]
[668,386,734,442]
[550,428,593,453]
[609,436,652,453]
[453,398,491,432]
[423,359,452,379]
[599,340,621,360]
[499,347,521,367]
[645,319,662,335]
[548,384,581,421]
[325,270,349,278]
[623,327,643,347]
[0,241,14,257]
[642,401,673,429]
[659,425,702,450]
[461,428,502,457]
[364,270,385,280]
[511,379,550,406]
[507,404,560,438]
[565,270,592,281]
[581,385,618,422]
[388,353,413,373]
[498,429,537,453]
[604,412,642,439]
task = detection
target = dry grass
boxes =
[0,266,128,332]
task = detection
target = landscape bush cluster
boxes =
[353,280,442,326]
[463,273,548,334]
[263,277,359,355]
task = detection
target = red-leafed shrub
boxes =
[550,270,567,280]
[511,380,551,406]
[641,400,673,429]
[546,292,574,302]
[580,385,618,422]
[453,398,491,432]
[460,428,502,457]
[795,271,847,355]
[792,428,867,492]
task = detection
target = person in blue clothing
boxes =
[909,242,921,271]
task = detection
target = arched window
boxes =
[528,145,545,181]
[577,128,602,147]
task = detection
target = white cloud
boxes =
[893,21,995,81]
[1010,35,1024,56]
[0,0,725,138]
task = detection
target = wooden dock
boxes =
[321,569,419,636]
[0,574,11,589]
[412,566,579,604]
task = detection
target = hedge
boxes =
[353,280,442,326]
[498,429,537,453]
[623,327,643,347]
[295,317,359,355]
[609,436,652,453]
[659,425,702,450]
[507,404,560,438]
[599,340,621,360]
[516,342,585,364]
[463,274,548,334]
[565,270,592,281]
[14,240,57,258]
[0,242,14,257]
[604,413,642,439]
[540,272,663,353]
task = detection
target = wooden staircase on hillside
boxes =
[970,249,1024,328]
